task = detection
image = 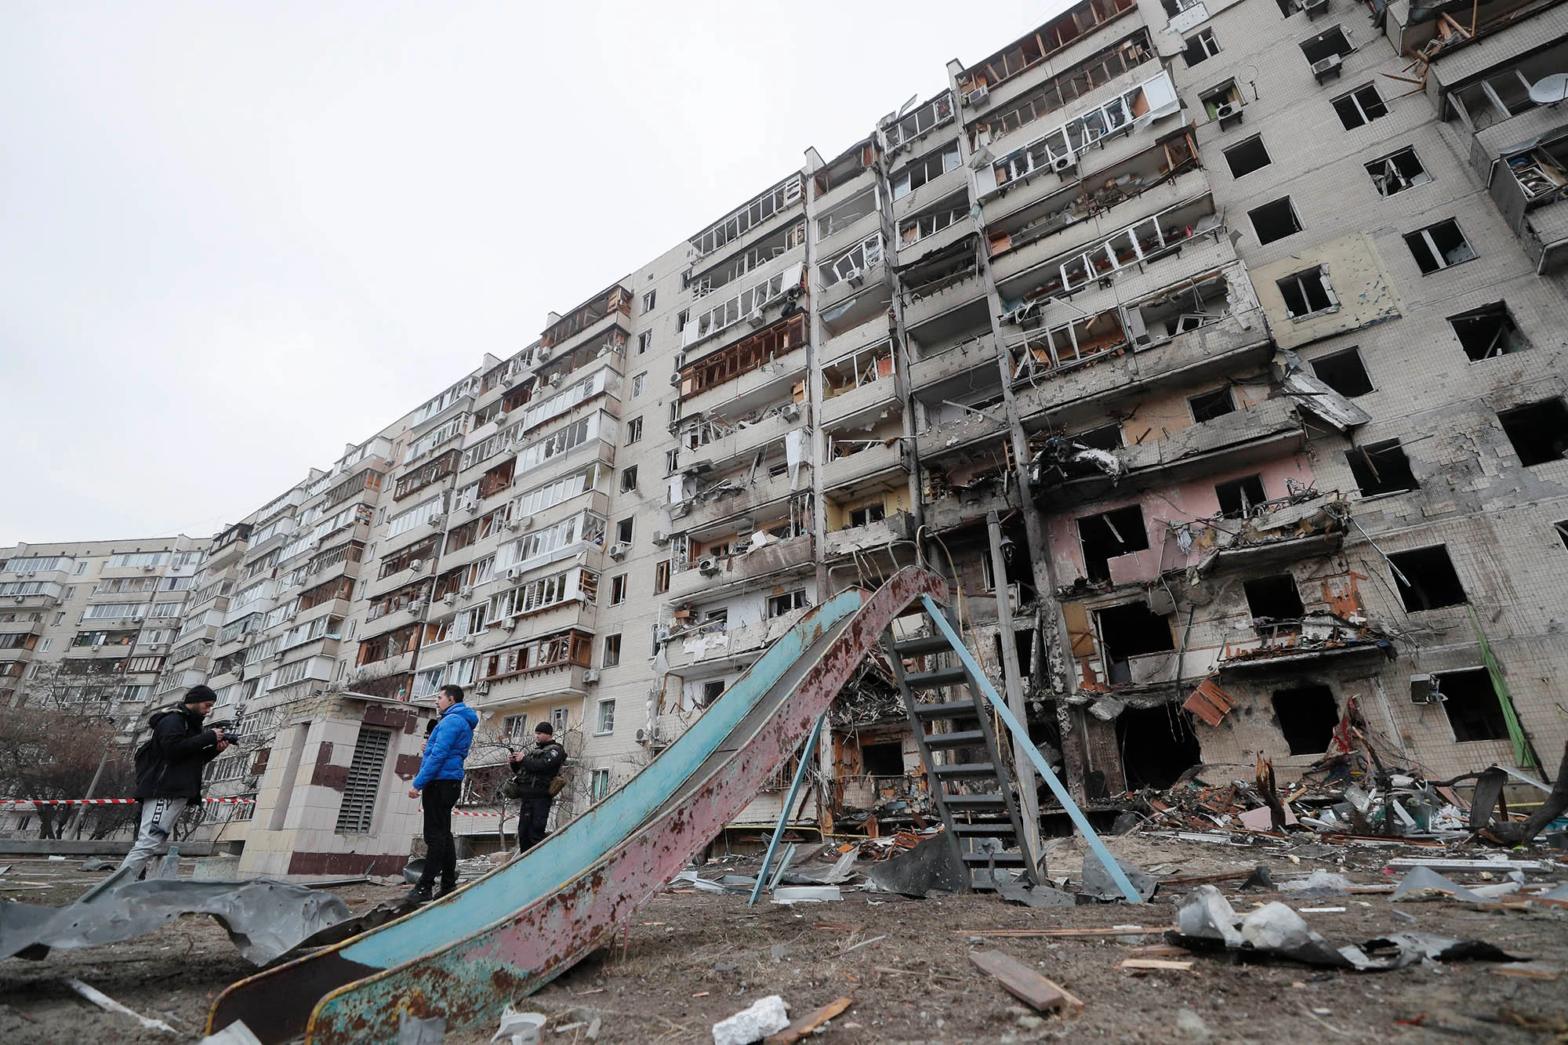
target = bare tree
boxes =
[0,704,136,839]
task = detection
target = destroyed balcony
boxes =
[820,343,900,428]
[915,401,1009,464]
[664,605,812,672]
[817,206,883,257]
[1038,397,1306,506]
[682,412,796,474]
[822,511,915,559]
[1482,123,1568,274]
[900,274,987,332]
[363,557,434,603]
[668,534,816,603]
[541,284,633,351]
[680,315,808,413]
[1218,613,1392,674]
[890,161,968,223]
[907,332,1002,390]
[818,235,886,312]
[897,203,976,268]
[821,374,900,429]
[675,471,798,536]
[956,0,1140,118]
[922,482,1019,533]
[1197,493,1349,575]
[822,440,906,490]
[473,663,592,715]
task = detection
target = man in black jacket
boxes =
[509,722,565,852]
[116,685,229,879]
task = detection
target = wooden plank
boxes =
[970,950,1085,1013]
[1120,958,1195,972]
[958,926,1174,938]
[764,996,854,1044]
[1489,963,1563,981]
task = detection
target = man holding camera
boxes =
[117,685,230,880]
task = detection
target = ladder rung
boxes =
[943,794,1007,810]
[911,701,978,718]
[933,762,996,778]
[893,635,952,656]
[923,729,985,749]
[952,822,1016,836]
[963,852,1027,866]
[906,666,968,688]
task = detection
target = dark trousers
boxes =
[417,779,460,892]
[517,795,553,852]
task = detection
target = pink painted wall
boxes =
[1047,452,1318,583]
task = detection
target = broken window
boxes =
[1199,80,1243,122]
[637,331,651,355]
[1556,519,1568,551]
[1448,302,1524,361]
[861,742,905,777]
[701,680,725,707]
[1189,387,1235,423]
[624,417,642,444]
[615,518,633,544]
[847,502,885,527]
[1300,26,1353,67]
[1096,601,1175,684]
[891,143,961,201]
[654,560,670,595]
[767,590,807,617]
[665,449,680,474]
[820,234,884,288]
[1346,439,1418,496]
[642,290,656,314]
[1498,399,1568,466]
[1183,29,1220,66]
[899,197,968,247]
[1224,135,1271,178]
[1250,197,1302,245]
[1244,574,1305,623]
[1405,219,1475,274]
[1118,705,1200,790]
[1215,474,1267,518]
[608,574,627,606]
[1310,347,1373,397]
[688,177,802,259]
[602,633,621,667]
[1389,545,1466,611]
[1077,504,1150,583]
[619,466,637,492]
[1277,267,1337,318]
[1451,69,1541,132]
[1074,423,1124,452]
[1365,147,1429,197]
[1435,668,1510,742]
[1333,84,1387,129]
[1272,685,1340,755]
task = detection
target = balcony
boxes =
[897,207,976,269]
[668,534,815,603]
[822,441,906,490]
[474,662,592,715]
[1218,614,1392,675]
[297,595,353,628]
[957,0,1139,116]
[664,605,812,672]
[676,471,799,537]
[1198,494,1349,576]
[900,274,987,333]
[684,412,798,473]
[907,332,1002,390]
[823,513,915,559]
[1484,125,1568,273]
[821,368,900,429]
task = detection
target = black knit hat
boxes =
[184,685,218,705]
[534,721,553,736]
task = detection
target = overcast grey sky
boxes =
[0,1,1059,547]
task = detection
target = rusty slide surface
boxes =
[211,567,946,1044]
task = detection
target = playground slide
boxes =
[211,566,947,1044]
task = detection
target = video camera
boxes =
[206,719,246,746]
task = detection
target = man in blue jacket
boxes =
[407,683,477,903]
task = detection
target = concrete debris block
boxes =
[155,846,181,880]
[1081,852,1156,902]
[490,1006,546,1045]
[1278,870,1352,897]
[193,855,242,881]
[771,886,841,904]
[79,858,113,872]
[1390,866,1485,903]
[397,1012,447,1044]
[1175,1008,1212,1040]
[712,996,790,1045]
[585,1015,602,1040]
[200,1019,264,1045]
[1238,804,1297,831]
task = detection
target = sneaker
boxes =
[434,882,457,900]
[406,886,433,906]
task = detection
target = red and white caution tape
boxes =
[0,797,256,806]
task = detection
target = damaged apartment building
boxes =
[12,0,1566,866]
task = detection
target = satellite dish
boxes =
[896,93,920,117]
[1529,73,1568,105]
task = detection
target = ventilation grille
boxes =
[335,726,392,833]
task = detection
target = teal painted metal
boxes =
[343,590,866,967]
[748,709,827,907]
[921,596,1143,904]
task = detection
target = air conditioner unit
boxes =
[1301,0,1328,15]
[461,636,477,647]
[458,584,474,600]
[502,619,517,632]
[964,84,990,107]
[844,267,865,288]
[669,371,683,386]
[474,680,490,695]
[635,726,650,744]
[1310,54,1342,82]
[1051,155,1075,173]
[501,374,515,387]
[582,669,600,684]
[517,516,534,531]
[1215,101,1243,123]
[547,373,563,386]
[651,530,670,546]
[536,347,551,361]
[747,308,766,327]
[698,557,721,576]
[464,503,480,515]
[409,559,423,573]
[506,566,525,580]
[441,592,456,605]
[143,565,157,572]
[779,402,802,422]
[428,515,446,528]
[608,542,630,561]
[493,410,507,424]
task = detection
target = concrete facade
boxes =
[8,0,1568,863]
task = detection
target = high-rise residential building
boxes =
[9,0,1567,866]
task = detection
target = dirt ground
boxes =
[2,834,1566,1044]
